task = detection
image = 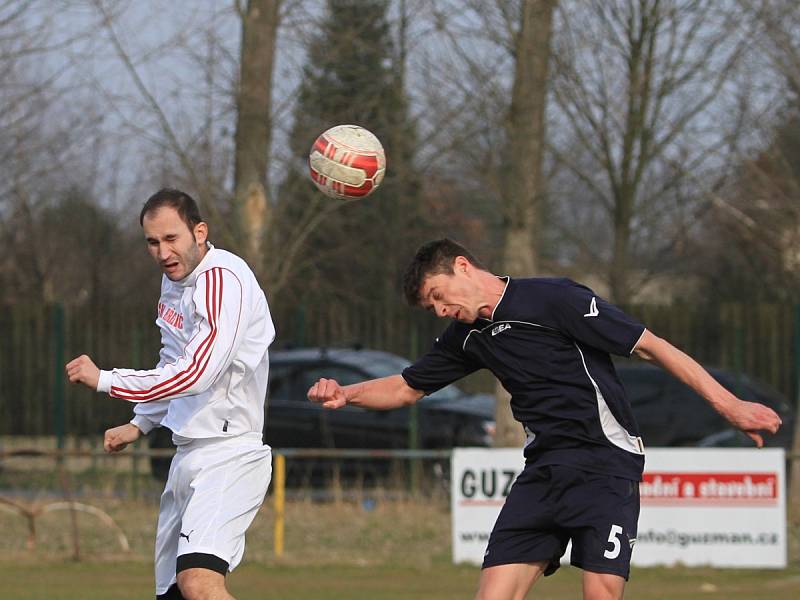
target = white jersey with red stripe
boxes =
[96,244,275,441]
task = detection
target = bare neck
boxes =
[478,271,508,319]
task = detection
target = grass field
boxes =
[3,560,800,599]
[1,471,799,599]
[1,497,799,599]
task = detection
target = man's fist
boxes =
[104,423,141,453]
[307,378,348,409]
[65,354,100,390]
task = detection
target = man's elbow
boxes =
[632,330,664,362]
[633,346,656,362]
[397,382,424,407]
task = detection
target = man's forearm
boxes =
[343,375,424,410]
[634,330,735,411]
[633,329,782,446]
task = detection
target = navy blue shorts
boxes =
[482,464,640,580]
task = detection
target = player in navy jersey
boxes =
[307,238,782,600]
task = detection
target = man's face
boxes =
[142,207,208,281]
[418,259,485,323]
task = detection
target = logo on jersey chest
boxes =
[491,323,511,336]
[158,302,184,329]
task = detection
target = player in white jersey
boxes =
[66,188,275,600]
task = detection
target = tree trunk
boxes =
[234,0,280,278]
[494,0,556,448]
[610,204,632,304]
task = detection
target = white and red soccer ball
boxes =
[308,124,386,199]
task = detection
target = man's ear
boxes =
[454,255,470,273]
[194,222,208,245]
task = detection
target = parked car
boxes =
[149,347,496,481]
[617,363,794,450]
[149,350,792,480]
[264,347,495,450]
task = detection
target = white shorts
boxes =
[154,432,271,595]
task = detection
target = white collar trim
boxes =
[489,276,510,321]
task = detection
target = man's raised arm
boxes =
[633,329,782,447]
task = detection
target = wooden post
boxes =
[273,452,285,557]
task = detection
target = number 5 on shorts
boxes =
[604,524,623,559]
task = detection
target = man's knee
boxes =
[582,571,625,600]
[475,562,547,600]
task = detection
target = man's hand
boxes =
[104,423,141,453]
[308,378,348,409]
[716,399,782,448]
[65,354,100,390]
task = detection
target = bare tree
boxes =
[402,1,556,446]
[732,0,800,505]
[501,0,556,278]
[550,0,751,304]
[87,0,246,246]
[493,0,557,447]
[0,1,120,304]
[84,0,349,294]
[234,0,281,276]
[741,0,800,96]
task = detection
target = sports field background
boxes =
[2,494,800,599]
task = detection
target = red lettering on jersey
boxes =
[157,302,184,330]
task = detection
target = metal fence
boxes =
[0,302,798,436]
[0,446,452,561]
[1,445,798,562]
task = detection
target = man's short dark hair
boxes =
[140,188,204,230]
[402,238,486,306]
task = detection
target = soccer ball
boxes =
[308,124,386,199]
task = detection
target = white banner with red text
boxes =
[451,448,786,568]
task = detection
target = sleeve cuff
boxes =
[130,415,155,435]
[97,370,113,393]
[629,327,648,356]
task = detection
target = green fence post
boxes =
[790,305,800,505]
[131,325,141,498]
[295,305,306,347]
[132,444,139,500]
[734,322,744,398]
[794,304,800,412]
[408,327,420,493]
[53,304,65,455]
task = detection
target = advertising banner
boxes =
[451,448,786,568]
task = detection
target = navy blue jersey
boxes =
[402,277,646,481]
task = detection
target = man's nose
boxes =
[157,245,170,261]
[435,303,447,318]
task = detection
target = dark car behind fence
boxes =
[149,347,497,485]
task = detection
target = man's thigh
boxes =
[556,466,640,581]
[482,465,570,575]
[482,464,640,581]
[177,444,271,570]
[155,457,183,595]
